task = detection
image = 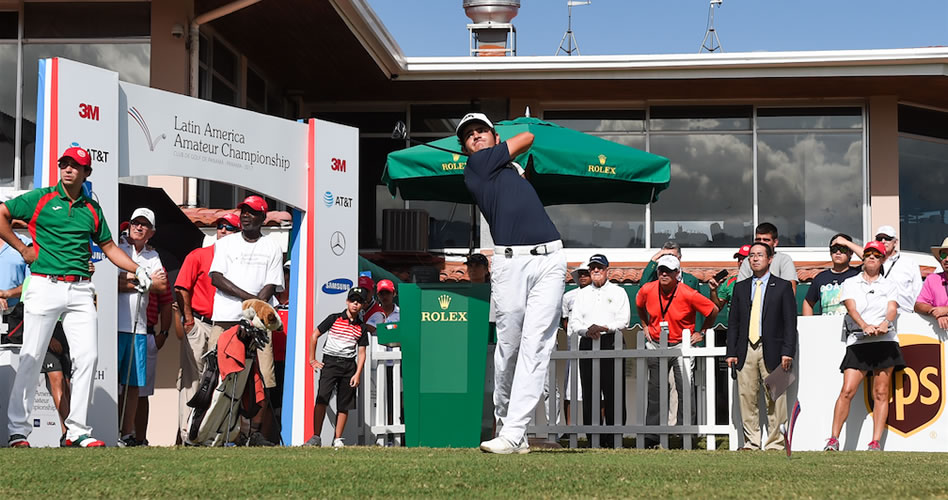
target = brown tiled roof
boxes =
[438,260,939,283]
[180,208,292,227]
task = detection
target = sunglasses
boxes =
[940,250,948,260]
[864,251,884,259]
[129,220,152,229]
[217,223,238,231]
[347,297,364,304]
[875,235,895,242]
[829,245,851,254]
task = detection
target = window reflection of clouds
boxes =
[545,132,647,247]
[758,133,862,247]
[898,136,948,252]
[650,134,753,247]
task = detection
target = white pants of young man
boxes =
[8,278,98,441]
[491,243,566,444]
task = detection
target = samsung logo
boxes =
[321,278,353,294]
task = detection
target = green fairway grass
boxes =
[2,446,948,498]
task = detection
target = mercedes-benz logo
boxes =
[330,231,346,256]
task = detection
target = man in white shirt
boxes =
[209,195,284,446]
[568,254,630,448]
[117,207,168,447]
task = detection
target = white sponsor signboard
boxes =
[792,314,947,451]
[119,82,308,209]
[311,119,360,445]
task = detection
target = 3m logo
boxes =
[331,158,346,172]
[865,334,945,437]
[79,103,100,121]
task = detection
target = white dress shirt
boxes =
[882,251,923,313]
[568,281,630,337]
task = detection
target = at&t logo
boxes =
[324,191,353,208]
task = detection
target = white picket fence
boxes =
[360,327,738,449]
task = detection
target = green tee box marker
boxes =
[378,283,490,448]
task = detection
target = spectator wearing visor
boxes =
[568,254,630,448]
[636,255,718,448]
[803,234,862,316]
[914,237,948,330]
[173,213,239,443]
[824,240,902,452]
[305,286,369,448]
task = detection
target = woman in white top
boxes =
[824,240,903,452]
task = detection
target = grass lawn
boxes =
[3,446,948,498]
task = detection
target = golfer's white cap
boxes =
[130,207,156,229]
[456,113,494,139]
[656,255,680,271]
[875,225,897,238]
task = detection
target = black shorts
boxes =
[316,355,358,412]
[41,323,71,376]
[840,341,906,374]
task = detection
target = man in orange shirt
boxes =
[636,255,718,447]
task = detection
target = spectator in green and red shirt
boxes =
[0,146,152,448]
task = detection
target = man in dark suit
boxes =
[726,242,797,450]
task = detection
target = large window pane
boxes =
[409,200,477,249]
[757,133,863,247]
[899,104,948,141]
[650,134,753,247]
[758,107,862,129]
[547,203,645,248]
[410,104,469,135]
[650,106,752,132]
[0,44,16,187]
[544,110,645,133]
[19,43,150,189]
[899,136,948,252]
[25,3,149,38]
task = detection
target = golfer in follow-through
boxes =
[458,113,567,454]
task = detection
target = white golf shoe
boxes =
[479,436,529,455]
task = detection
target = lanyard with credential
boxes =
[658,283,679,321]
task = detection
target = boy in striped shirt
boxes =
[305,286,369,447]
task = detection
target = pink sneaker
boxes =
[868,440,882,451]
[823,437,839,451]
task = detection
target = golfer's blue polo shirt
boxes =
[463,143,560,246]
[0,234,31,308]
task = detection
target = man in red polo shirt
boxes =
[635,255,718,448]
[173,213,239,443]
[0,146,151,448]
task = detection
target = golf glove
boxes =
[134,266,152,293]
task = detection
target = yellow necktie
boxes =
[749,280,762,344]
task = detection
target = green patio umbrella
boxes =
[382,116,670,206]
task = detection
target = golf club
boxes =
[118,290,144,446]
[391,121,468,157]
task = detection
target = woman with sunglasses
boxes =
[914,237,948,330]
[824,240,903,452]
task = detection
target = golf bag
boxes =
[185,321,269,446]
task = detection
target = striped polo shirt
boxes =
[3,182,111,277]
[317,310,368,359]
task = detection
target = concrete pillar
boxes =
[868,96,899,238]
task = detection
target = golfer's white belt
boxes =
[495,239,563,258]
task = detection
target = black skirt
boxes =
[839,341,905,374]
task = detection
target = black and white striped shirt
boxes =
[318,311,368,359]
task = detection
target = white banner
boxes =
[310,119,360,445]
[118,82,308,209]
[793,314,947,451]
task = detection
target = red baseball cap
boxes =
[358,276,375,292]
[59,146,91,168]
[864,241,887,256]
[217,213,240,228]
[238,195,268,213]
[734,244,751,259]
[377,279,395,293]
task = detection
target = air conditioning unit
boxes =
[382,209,429,253]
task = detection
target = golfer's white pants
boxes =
[8,278,98,440]
[491,246,566,443]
